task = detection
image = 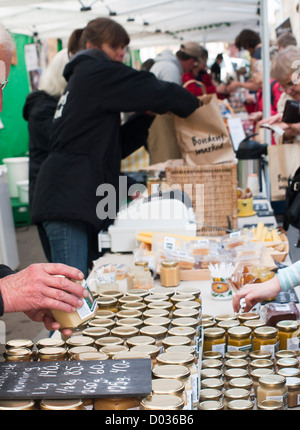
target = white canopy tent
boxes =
[0,0,261,45]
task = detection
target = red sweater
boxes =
[182,71,216,96]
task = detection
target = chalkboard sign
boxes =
[0,359,152,399]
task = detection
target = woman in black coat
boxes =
[31,17,201,276]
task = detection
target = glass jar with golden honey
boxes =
[38,346,68,361]
[140,394,184,410]
[94,396,141,410]
[251,368,274,396]
[4,347,34,362]
[252,326,279,359]
[227,399,254,410]
[151,378,185,401]
[199,388,222,403]
[286,376,300,408]
[237,312,260,325]
[224,388,250,409]
[96,296,118,313]
[257,399,284,410]
[66,335,95,349]
[140,325,168,350]
[99,344,128,358]
[0,400,36,410]
[257,375,288,409]
[131,344,160,365]
[160,261,180,288]
[276,320,300,352]
[227,326,252,353]
[203,327,226,357]
[5,338,34,350]
[40,399,85,410]
[198,400,224,410]
[116,317,143,330]
[94,336,124,349]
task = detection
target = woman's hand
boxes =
[232,276,282,313]
[259,113,283,125]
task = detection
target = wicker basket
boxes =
[165,162,238,236]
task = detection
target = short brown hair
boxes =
[235,29,261,51]
[81,17,130,50]
[277,32,297,49]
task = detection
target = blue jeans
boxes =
[43,220,89,277]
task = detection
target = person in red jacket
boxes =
[182,46,228,99]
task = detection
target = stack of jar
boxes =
[200,312,300,409]
[1,283,202,411]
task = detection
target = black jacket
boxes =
[23,90,59,208]
[0,265,15,316]
[31,49,199,231]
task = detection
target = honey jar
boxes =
[74,351,109,361]
[95,336,124,349]
[131,344,160,365]
[4,347,34,362]
[173,308,199,320]
[276,357,299,370]
[82,326,110,339]
[99,345,128,358]
[147,300,172,314]
[252,326,279,359]
[227,326,252,353]
[152,378,185,401]
[249,350,272,361]
[243,319,266,332]
[224,368,248,389]
[202,351,223,361]
[96,296,119,313]
[94,396,141,411]
[228,377,253,393]
[160,260,180,288]
[198,400,224,410]
[144,294,169,305]
[143,316,170,328]
[237,312,260,325]
[51,279,97,329]
[162,335,192,350]
[121,302,147,312]
[111,326,139,340]
[38,346,68,361]
[36,338,65,349]
[140,325,168,349]
[251,368,274,396]
[167,326,196,344]
[126,288,150,298]
[201,368,223,381]
[250,358,274,371]
[286,376,300,408]
[0,400,36,410]
[225,350,248,360]
[140,394,184,410]
[68,346,98,359]
[66,335,95,349]
[143,308,169,319]
[152,364,192,410]
[174,300,201,312]
[177,286,201,305]
[202,358,223,371]
[116,318,143,330]
[257,374,288,409]
[277,367,300,378]
[257,399,284,410]
[275,350,298,360]
[119,295,143,305]
[224,388,250,409]
[40,399,85,410]
[126,335,156,348]
[88,318,115,329]
[95,309,115,319]
[224,358,248,372]
[116,309,143,319]
[227,399,254,410]
[199,388,222,403]
[5,338,34,350]
[203,327,226,357]
[276,320,300,352]
[201,377,224,391]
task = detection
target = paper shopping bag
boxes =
[174,94,235,166]
[268,143,300,201]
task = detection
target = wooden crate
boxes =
[165,162,238,236]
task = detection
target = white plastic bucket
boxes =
[16,179,29,204]
[2,157,29,198]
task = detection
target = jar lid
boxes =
[243,319,266,329]
[171,294,195,304]
[143,316,170,327]
[68,346,97,358]
[250,358,274,369]
[199,388,222,402]
[112,351,150,360]
[171,317,198,328]
[276,320,299,332]
[95,309,115,319]
[176,286,201,297]
[227,326,252,339]
[202,351,223,360]
[95,336,124,347]
[229,377,253,389]
[111,326,139,338]
[40,399,83,410]
[202,358,223,369]
[5,338,34,349]
[204,327,225,339]
[201,368,223,380]
[174,300,200,310]
[162,335,191,347]
[39,346,67,357]
[277,357,299,368]
[0,400,35,410]
[99,344,128,357]
[224,368,248,379]
[173,308,199,319]
[36,338,65,349]
[121,302,147,311]
[126,335,156,347]
[75,351,109,361]
[119,295,143,304]
[253,326,278,338]
[126,288,149,297]
[116,318,143,328]
[225,358,248,369]
[99,289,123,299]
[144,294,169,304]
[257,400,284,410]
[168,326,196,338]
[140,394,184,410]
[278,367,300,378]
[135,260,149,267]
[249,350,272,360]
[198,400,224,410]
[237,312,260,322]
[147,301,172,310]
[201,378,224,390]
[202,314,214,321]
[259,374,286,388]
[131,344,160,358]
[143,308,169,318]
[5,347,32,357]
[82,327,110,338]
[225,350,248,360]
[156,352,195,367]
[152,378,185,396]
[214,314,237,322]
[275,350,297,359]
[224,388,250,401]
[96,296,118,306]
[116,309,143,319]
[150,286,175,297]
[250,368,274,381]
[67,334,95,346]
[140,325,168,337]
[217,320,240,330]
[161,260,179,268]
[152,364,190,380]
[166,345,195,355]
[227,399,253,410]
[88,318,115,328]
[286,376,300,389]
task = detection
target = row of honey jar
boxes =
[202,312,300,357]
[199,347,300,409]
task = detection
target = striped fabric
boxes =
[278,261,300,292]
[121,146,149,172]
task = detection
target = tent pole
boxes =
[261,0,271,201]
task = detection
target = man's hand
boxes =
[0,263,86,314]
